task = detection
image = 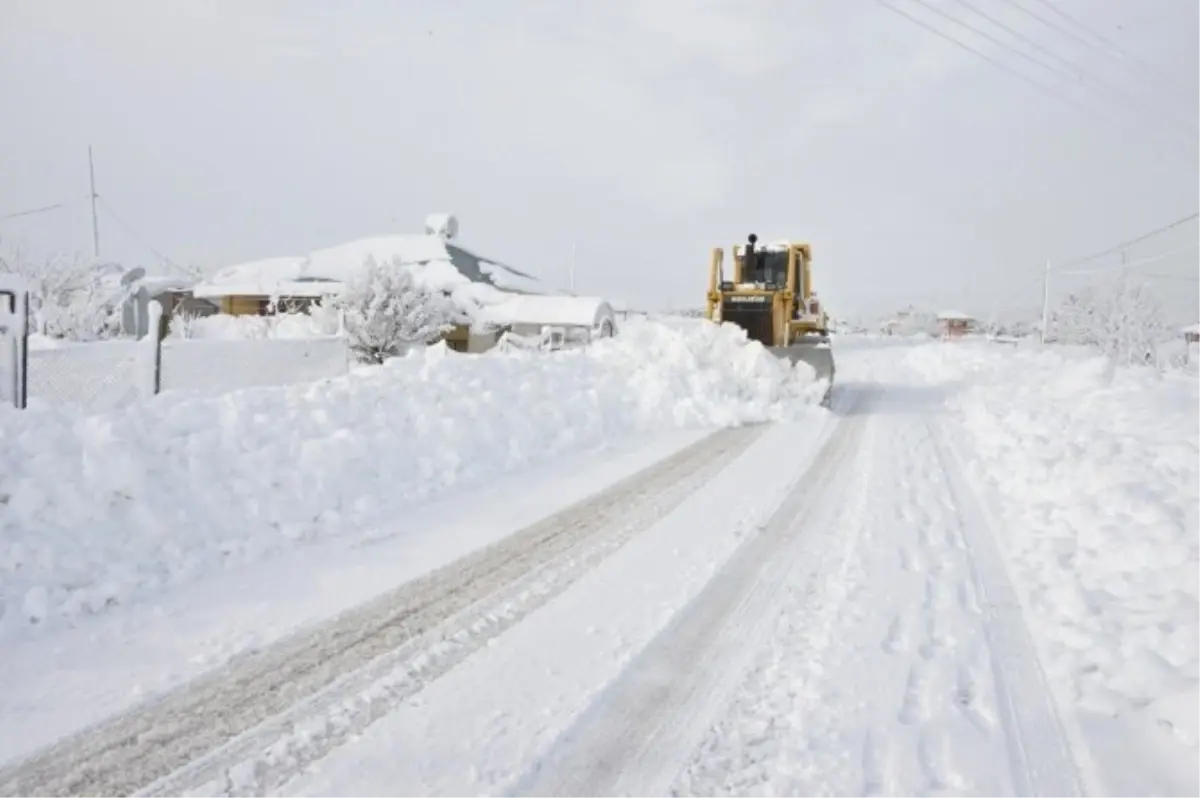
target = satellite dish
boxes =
[120,267,146,287]
[424,213,459,240]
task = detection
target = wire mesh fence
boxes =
[28,340,151,411]
[18,335,352,413]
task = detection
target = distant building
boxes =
[1181,323,1200,365]
[936,310,975,340]
[189,214,614,353]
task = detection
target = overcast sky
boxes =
[1,0,1196,321]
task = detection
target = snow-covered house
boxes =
[937,310,975,339]
[477,295,617,349]
[191,214,611,353]
[1182,322,1200,365]
[121,273,211,338]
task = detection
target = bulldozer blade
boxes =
[772,341,836,407]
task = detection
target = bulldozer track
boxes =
[0,425,764,798]
[513,410,870,796]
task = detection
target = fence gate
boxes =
[0,276,29,409]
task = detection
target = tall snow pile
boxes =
[905,343,1199,756]
[0,319,824,637]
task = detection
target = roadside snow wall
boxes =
[904,342,1199,773]
[0,319,825,637]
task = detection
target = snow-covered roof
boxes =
[1182,322,1200,335]
[135,275,199,295]
[191,229,561,308]
[193,257,310,299]
[937,310,974,321]
[477,295,615,329]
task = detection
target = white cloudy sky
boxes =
[1,0,1196,320]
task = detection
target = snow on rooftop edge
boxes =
[936,310,974,321]
[477,295,615,328]
[192,230,560,303]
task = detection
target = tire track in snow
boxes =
[512,407,873,797]
[867,418,1014,796]
[0,425,763,798]
[670,407,1086,797]
[926,420,1092,796]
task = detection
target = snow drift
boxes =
[904,342,1199,772]
[0,319,825,637]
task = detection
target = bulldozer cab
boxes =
[705,233,835,406]
[739,247,790,288]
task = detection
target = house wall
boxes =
[222,295,269,316]
[940,319,971,338]
[468,328,503,353]
[219,295,328,316]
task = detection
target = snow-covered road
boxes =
[1,334,1194,797]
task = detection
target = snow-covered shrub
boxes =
[168,305,340,341]
[331,256,464,363]
[0,243,131,341]
[1050,278,1169,368]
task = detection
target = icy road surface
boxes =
[2,337,1193,797]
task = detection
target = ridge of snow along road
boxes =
[904,343,1199,793]
[0,318,827,640]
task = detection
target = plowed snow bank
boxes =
[906,343,1199,788]
[0,320,824,636]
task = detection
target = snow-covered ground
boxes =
[0,318,824,640]
[0,331,1194,796]
[906,342,1199,795]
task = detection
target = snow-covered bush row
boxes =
[1050,277,1179,369]
[0,319,826,637]
[168,306,341,341]
[0,245,131,342]
[905,343,1198,746]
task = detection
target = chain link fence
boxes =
[1,288,352,413]
[18,336,350,413]
[29,340,152,411]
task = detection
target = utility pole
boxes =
[569,242,577,294]
[88,145,100,259]
[1039,259,1051,344]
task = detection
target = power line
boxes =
[877,1,1125,129]
[951,0,1197,137]
[1023,0,1195,100]
[96,196,195,277]
[1058,241,1199,276]
[1058,211,1199,269]
[0,199,78,222]
[905,0,1082,85]
[951,0,1083,77]
[1140,272,1200,282]
[876,0,1193,157]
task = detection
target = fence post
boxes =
[0,276,29,409]
[141,299,164,397]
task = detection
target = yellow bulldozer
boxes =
[705,233,836,407]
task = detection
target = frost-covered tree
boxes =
[1050,277,1169,367]
[0,241,131,341]
[331,256,464,363]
